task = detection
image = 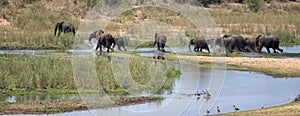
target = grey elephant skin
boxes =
[256,34,283,53]
[153,33,167,52]
[54,22,75,37]
[244,37,257,52]
[96,33,115,53]
[89,29,104,44]
[113,37,127,51]
[216,34,246,53]
[189,38,210,53]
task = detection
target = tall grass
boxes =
[211,10,300,45]
[0,54,180,95]
[1,1,300,48]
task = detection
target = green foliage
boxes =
[80,0,101,7]
[0,54,181,95]
[0,0,9,7]
[246,0,262,12]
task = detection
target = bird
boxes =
[195,91,201,96]
[233,105,240,112]
[216,106,221,113]
[206,109,210,115]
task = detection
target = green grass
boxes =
[0,54,181,95]
[1,1,300,48]
[261,53,300,58]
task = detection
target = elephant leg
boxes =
[258,46,263,53]
[279,48,283,53]
[266,47,270,53]
[194,47,197,52]
[118,46,122,51]
[123,46,127,51]
[272,48,277,53]
[200,48,203,52]
[106,47,110,53]
[161,44,165,52]
[157,43,160,50]
[207,48,210,53]
[96,43,100,51]
[58,31,61,36]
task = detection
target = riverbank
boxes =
[216,97,300,116]
[178,55,300,77]
[0,96,163,114]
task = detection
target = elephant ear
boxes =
[58,22,64,30]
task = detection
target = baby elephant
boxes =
[113,37,127,51]
[188,38,210,53]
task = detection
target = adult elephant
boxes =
[88,29,104,44]
[256,34,283,53]
[153,33,167,52]
[216,34,246,53]
[188,38,210,53]
[95,33,115,53]
[54,22,76,36]
[113,37,127,51]
[244,37,257,52]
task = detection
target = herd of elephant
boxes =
[189,34,283,53]
[54,21,283,54]
[53,21,166,53]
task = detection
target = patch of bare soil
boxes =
[178,55,300,77]
[0,97,162,114]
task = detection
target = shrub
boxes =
[246,0,263,12]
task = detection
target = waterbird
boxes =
[195,91,201,96]
[233,105,240,112]
[206,109,210,115]
[217,106,221,113]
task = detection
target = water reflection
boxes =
[0,94,80,103]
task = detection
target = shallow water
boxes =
[1,94,80,103]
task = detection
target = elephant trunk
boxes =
[54,25,58,36]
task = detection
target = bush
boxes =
[0,0,9,7]
[246,0,263,12]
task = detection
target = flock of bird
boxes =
[194,90,240,115]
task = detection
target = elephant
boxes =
[216,34,246,53]
[95,33,115,53]
[54,22,75,36]
[244,37,257,52]
[256,34,283,53]
[113,37,127,51]
[88,29,104,44]
[153,33,167,52]
[188,38,210,53]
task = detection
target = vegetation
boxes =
[0,1,300,49]
[0,54,181,96]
